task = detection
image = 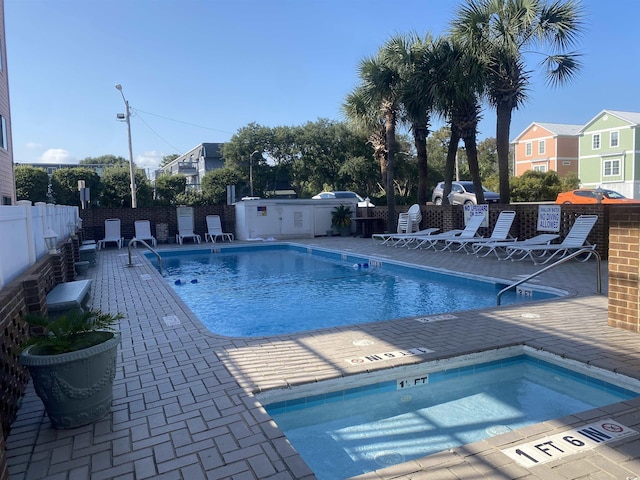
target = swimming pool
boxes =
[156,244,559,337]
[260,347,640,480]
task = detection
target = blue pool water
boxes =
[263,354,639,480]
[157,245,557,337]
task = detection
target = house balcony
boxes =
[177,162,198,175]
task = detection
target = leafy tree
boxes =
[154,174,187,205]
[100,166,152,207]
[560,171,580,191]
[293,119,374,198]
[175,190,207,206]
[50,167,101,207]
[201,168,243,204]
[79,155,128,166]
[15,165,50,203]
[476,137,498,179]
[451,0,585,204]
[510,170,566,202]
[160,154,180,168]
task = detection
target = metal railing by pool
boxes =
[497,248,602,306]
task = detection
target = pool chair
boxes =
[176,210,201,245]
[132,220,157,247]
[97,218,123,250]
[504,214,598,265]
[410,214,485,250]
[442,210,516,253]
[205,215,234,243]
[372,228,440,247]
[396,204,422,234]
[472,233,560,259]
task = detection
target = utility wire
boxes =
[133,107,235,135]
[131,108,183,154]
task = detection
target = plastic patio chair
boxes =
[205,215,234,243]
[133,220,157,247]
[504,214,599,264]
[176,210,201,245]
[396,204,422,234]
[442,210,516,253]
[97,218,123,250]
[409,214,485,250]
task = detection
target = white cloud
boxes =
[135,150,164,174]
[38,149,77,164]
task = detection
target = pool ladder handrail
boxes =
[127,238,162,274]
[496,247,602,306]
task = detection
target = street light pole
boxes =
[249,150,259,197]
[115,84,137,208]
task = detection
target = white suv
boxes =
[431,181,499,205]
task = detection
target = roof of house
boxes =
[534,122,583,136]
[512,121,583,142]
[579,110,640,133]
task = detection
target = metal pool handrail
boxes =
[127,238,162,274]
[497,248,602,306]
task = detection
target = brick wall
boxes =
[608,207,640,332]
[0,235,77,443]
[79,205,235,244]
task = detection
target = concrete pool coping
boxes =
[7,237,640,479]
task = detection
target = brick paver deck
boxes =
[7,237,640,479]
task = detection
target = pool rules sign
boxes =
[501,419,637,467]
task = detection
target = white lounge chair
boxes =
[505,214,598,264]
[133,220,157,247]
[205,215,234,243]
[396,204,422,234]
[97,218,123,250]
[372,228,440,247]
[410,214,485,250]
[176,210,201,245]
[443,210,516,253]
[472,233,560,259]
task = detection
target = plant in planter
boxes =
[331,204,353,237]
[19,309,123,429]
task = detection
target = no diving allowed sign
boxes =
[501,419,637,467]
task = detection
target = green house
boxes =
[578,110,640,199]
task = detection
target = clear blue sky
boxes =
[6,0,640,175]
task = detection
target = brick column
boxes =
[608,207,640,331]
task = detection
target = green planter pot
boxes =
[20,332,121,429]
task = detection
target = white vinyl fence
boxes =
[0,201,78,290]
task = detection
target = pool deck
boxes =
[7,236,640,479]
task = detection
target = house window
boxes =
[0,116,6,150]
[603,159,620,176]
[592,133,600,150]
[2,196,11,205]
[525,142,532,156]
[611,131,619,147]
[533,164,547,172]
[538,140,545,155]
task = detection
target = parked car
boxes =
[555,188,640,204]
[312,191,374,207]
[431,181,500,205]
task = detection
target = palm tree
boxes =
[413,36,487,204]
[342,87,387,186]
[451,0,585,204]
[396,33,435,206]
[356,38,406,231]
